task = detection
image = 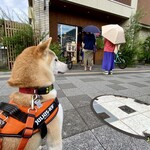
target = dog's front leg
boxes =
[46,104,63,150]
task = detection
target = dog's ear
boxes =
[36,37,52,53]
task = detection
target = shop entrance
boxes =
[57,24,83,63]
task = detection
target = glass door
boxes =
[58,24,78,51]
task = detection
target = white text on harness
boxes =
[35,104,54,126]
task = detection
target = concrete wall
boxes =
[65,0,138,18]
[31,0,49,40]
[137,0,150,26]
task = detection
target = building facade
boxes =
[28,0,150,64]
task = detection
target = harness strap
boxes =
[0,137,2,150]
[17,109,36,150]
[0,102,27,123]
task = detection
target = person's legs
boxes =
[102,52,114,74]
[83,50,88,70]
[102,52,109,73]
[87,51,93,71]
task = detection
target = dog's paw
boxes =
[37,146,43,150]
[37,145,48,150]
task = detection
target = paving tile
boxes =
[110,120,138,135]
[92,125,150,150]
[130,137,150,150]
[107,80,124,84]
[120,83,141,90]
[63,109,88,138]
[118,76,131,79]
[80,78,103,82]
[58,83,77,89]
[107,84,128,90]
[55,79,70,84]
[119,89,144,98]
[68,95,91,108]
[62,88,83,96]
[86,81,108,89]
[145,80,150,83]
[97,84,116,93]
[53,83,60,90]
[0,81,7,88]
[59,97,74,111]
[135,87,150,95]
[129,82,148,87]
[121,114,150,136]
[57,89,66,98]
[77,105,105,129]
[56,76,67,80]
[0,87,17,96]
[78,84,100,94]
[0,77,9,81]
[142,111,150,118]
[87,92,104,99]
[135,95,150,105]
[63,130,104,150]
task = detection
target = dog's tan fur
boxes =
[2,38,65,150]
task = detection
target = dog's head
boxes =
[8,38,67,88]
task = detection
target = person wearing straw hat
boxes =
[102,38,119,75]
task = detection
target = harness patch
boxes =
[35,103,55,126]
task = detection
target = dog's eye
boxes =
[55,59,58,62]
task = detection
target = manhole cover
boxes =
[91,95,150,139]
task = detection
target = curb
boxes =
[61,69,150,76]
[0,69,150,78]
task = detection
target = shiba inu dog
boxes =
[0,38,67,150]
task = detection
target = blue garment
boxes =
[102,51,115,71]
[83,34,95,50]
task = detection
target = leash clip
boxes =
[31,95,38,109]
[28,95,38,113]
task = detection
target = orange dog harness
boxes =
[0,97,59,150]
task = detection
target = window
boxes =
[58,24,77,51]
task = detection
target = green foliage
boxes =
[138,36,150,63]
[0,19,4,45]
[96,36,104,49]
[0,7,47,56]
[120,11,143,66]
[3,25,34,55]
[50,42,65,61]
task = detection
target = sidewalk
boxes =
[64,64,150,75]
[59,64,150,150]
[0,64,150,76]
[0,65,150,150]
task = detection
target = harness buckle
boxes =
[0,111,8,128]
[0,111,8,121]
[28,107,37,113]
